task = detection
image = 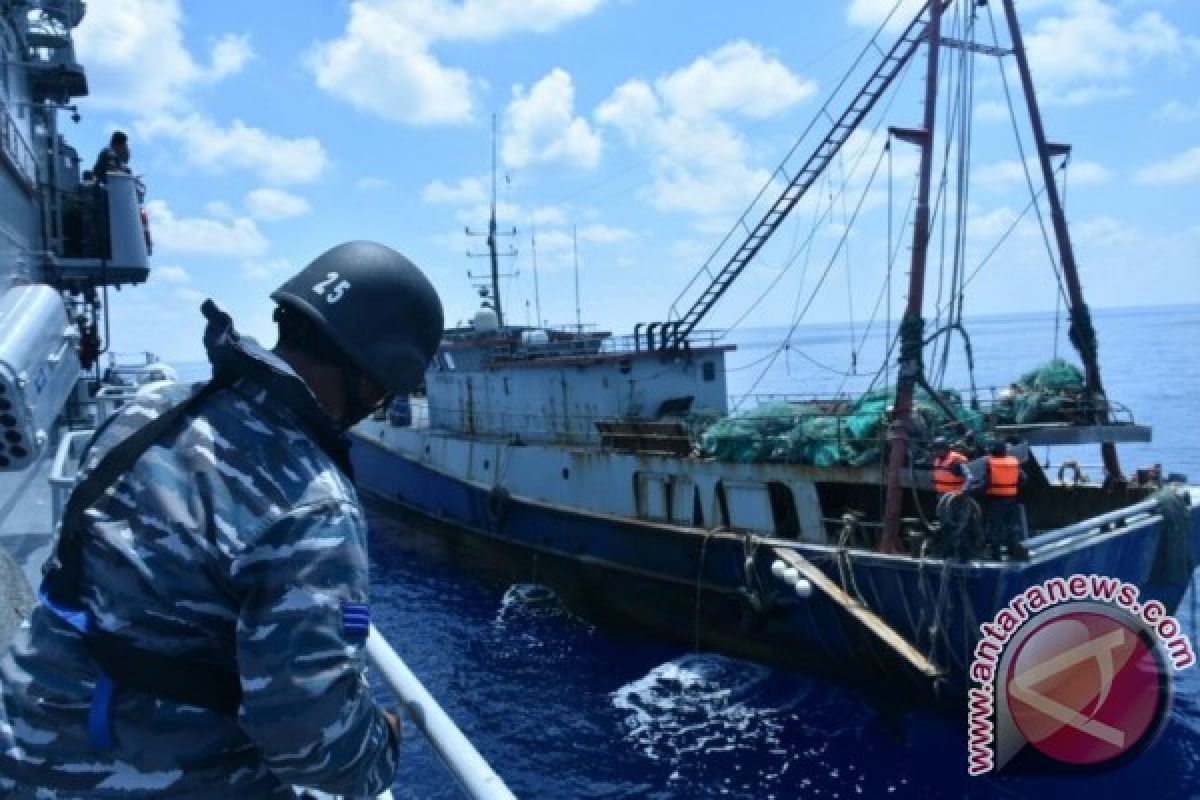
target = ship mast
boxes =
[466,114,516,328]
[487,114,504,327]
[880,1,944,554]
[1000,0,1122,482]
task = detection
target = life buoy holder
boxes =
[1057,460,1085,486]
[487,486,511,528]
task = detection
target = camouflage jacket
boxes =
[0,309,398,798]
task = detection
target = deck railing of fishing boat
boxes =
[49,412,517,800]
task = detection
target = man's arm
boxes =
[230,500,399,796]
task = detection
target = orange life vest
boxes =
[986,455,1020,497]
[933,451,968,494]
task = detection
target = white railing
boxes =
[366,628,517,800]
[48,429,92,526]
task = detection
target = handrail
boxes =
[0,95,38,189]
[48,429,93,527]
[365,626,517,800]
[1024,495,1162,553]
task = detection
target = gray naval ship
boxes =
[0,0,151,640]
[0,2,512,797]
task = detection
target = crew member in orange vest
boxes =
[930,436,973,557]
[931,436,969,496]
[982,439,1028,560]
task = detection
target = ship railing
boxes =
[487,329,726,362]
[47,427,517,800]
[48,428,92,527]
[0,95,38,190]
[365,627,516,800]
[94,385,143,427]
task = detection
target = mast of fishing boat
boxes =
[487,114,504,328]
[467,114,517,328]
[881,1,944,554]
[1000,0,1122,482]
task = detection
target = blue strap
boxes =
[37,588,89,634]
[40,589,116,752]
[87,673,116,753]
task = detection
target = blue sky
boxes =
[69,0,1200,363]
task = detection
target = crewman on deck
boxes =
[0,241,443,798]
[91,130,131,183]
[930,436,973,557]
[980,438,1028,560]
[931,436,969,496]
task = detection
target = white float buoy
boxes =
[782,566,799,583]
[793,578,813,598]
[771,559,786,578]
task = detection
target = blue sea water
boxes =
[200,304,1200,799]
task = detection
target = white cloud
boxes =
[1073,216,1138,248]
[423,176,488,204]
[146,199,269,257]
[172,286,209,307]
[208,34,254,80]
[974,157,1111,190]
[1156,100,1200,123]
[975,101,1009,124]
[1024,0,1199,103]
[503,69,601,170]
[309,0,603,125]
[204,201,235,219]
[74,0,198,113]
[241,258,296,281]
[578,223,632,244]
[154,265,191,283]
[74,0,253,113]
[1135,147,1200,185]
[138,113,327,184]
[846,0,925,31]
[656,41,816,121]
[244,188,311,221]
[596,41,813,219]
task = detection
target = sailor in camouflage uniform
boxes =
[0,242,443,798]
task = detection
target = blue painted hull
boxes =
[351,435,1200,696]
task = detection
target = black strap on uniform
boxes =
[42,375,244,715]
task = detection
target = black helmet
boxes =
[989,438,1008,457]
[272,241,443,394]
[932,435,948,451]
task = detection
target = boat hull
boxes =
[350,427,1200,697]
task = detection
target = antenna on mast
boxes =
[466,113,517,327]
[572,224,582,332]
[531,225,543,327]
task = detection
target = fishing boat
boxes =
[349,0,1200,695]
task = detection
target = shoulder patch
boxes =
[341,602,369,643]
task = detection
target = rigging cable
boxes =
[718,50,914,347]
[733,141,891,409]
[983,3,1069,304]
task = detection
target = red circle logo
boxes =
[1005,610,1167,765]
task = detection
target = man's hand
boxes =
[383,710,402,745]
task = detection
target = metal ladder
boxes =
[665,2,939,348]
